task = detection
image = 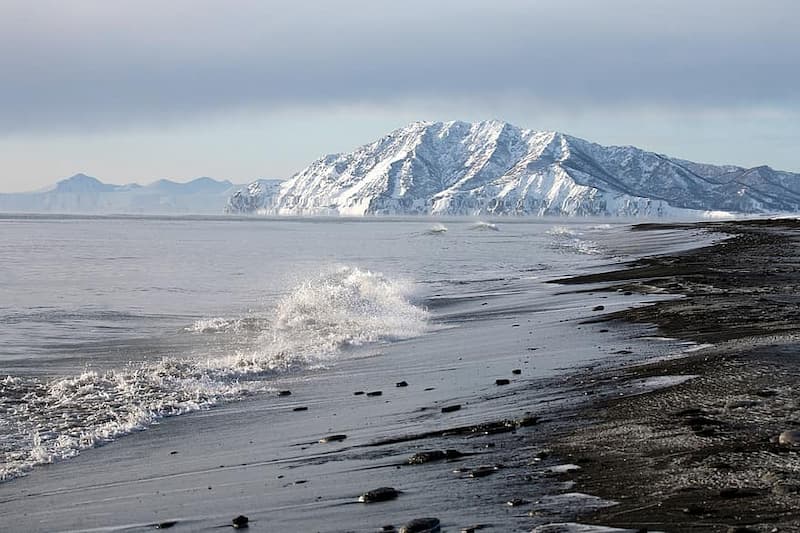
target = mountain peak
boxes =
[54,173,116,193]
[227,119,800,217]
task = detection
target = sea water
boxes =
[0,214,723,532]
[0,215,630,483]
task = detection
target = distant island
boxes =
[0,174,251,215]
[227,120,800,218]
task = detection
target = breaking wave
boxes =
[470,221,499,231]
[0,266,427,481]
[547,225,602,255]
[425,223,448,235]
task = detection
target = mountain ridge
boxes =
[1,174,247,214]
[225,120,800,217]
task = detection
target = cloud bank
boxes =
[2,0,798,134]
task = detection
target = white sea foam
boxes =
[0,266,427,481]
[547,225,578,237]
[547,225,602,255]
[426,223,448,234]
[536,492,618,513]
[532,523,641,533]
[205,267,429,373]
[185,317,237,333]
[470,221,499,231]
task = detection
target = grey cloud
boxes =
[1,0,799,134]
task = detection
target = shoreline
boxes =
[0,221,700,533]
[0,219,775,532]
[550,218,800,532]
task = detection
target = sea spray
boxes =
[271,266,428,352]
[0,266,427,482]
[547,225,602,255]
[204,266,428,372]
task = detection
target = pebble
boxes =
[725,399,759,410]
[232,515,249,529]
[773,483,800,495]
[673,407,705,417]
[359,486,400,503]
[719,487,759,499]
[682,504,706,515]
[407,449,463,464]
[468,465,501,478]
[399,517,441,533]
[516,415,539,427]
[441,404,461,413]
[319,434,347,443]
[778,429,800,445]
[755,389,778,397]
[684,415,721,429]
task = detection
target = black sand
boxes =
[552,218,800,532]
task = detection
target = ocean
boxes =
[0,214,709,531]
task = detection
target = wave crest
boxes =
[272,266,427,354]
[0,266,427,481]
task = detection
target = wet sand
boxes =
[552,218,800,532]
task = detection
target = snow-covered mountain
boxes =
[224,179,284,214]
[0,174,245,214]
[226,120,800,217]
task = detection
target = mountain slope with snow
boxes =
[224,179,285,214]
[227,120,800,217]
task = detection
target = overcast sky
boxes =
[1,0,798,192]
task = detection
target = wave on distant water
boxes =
[425,223,448,235]
[0,266,427,481]
[470,221,499,231]
[546,225,602,255]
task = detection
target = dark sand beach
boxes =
[551,218,800,532]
